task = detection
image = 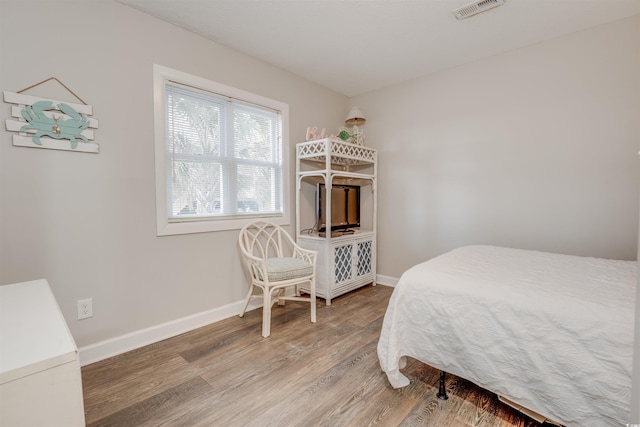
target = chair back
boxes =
[239,221,294,261]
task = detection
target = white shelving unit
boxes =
[295,138,377,305]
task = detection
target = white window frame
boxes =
[153,64,290,236]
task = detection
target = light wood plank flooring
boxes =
[82,284,549,426]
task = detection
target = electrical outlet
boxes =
[77,298,93,320]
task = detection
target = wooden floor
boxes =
[82,284,549,427]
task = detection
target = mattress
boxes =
[377,245,636,426]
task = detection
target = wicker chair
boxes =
[238,221,317,337]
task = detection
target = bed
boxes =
[377,245,636,426]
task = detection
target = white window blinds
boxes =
[165,83,283,221]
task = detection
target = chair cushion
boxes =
[263,257,313,282]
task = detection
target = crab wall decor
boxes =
[21,101,89,148]
[4,91,99,153]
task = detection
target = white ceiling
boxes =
[120,0,640,97]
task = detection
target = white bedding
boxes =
[377,245,636,426]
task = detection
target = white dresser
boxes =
[0,279,85,427]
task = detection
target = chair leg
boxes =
[262,287,273,338]
[310,278,316,323]
[239,284,255,318]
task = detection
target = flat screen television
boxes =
[317,183,360,232]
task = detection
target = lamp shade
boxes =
[345,106,366,126]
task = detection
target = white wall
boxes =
[352,15,640,278]
[0,1,347,348]
[633,229,640,421]
[631,13,640,423]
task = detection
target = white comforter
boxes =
[377,245,636,426]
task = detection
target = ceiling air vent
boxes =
[453,0,505,20]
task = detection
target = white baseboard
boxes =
[79,277,399,367]
[78,298,261,367]
[376,274,399,287]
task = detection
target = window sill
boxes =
[157,214,290,236]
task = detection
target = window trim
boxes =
[153,64,290,236]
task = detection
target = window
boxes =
[153,65,289,235]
